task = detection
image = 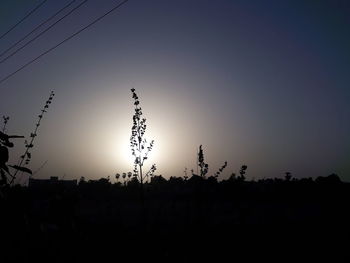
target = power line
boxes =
[0,0,48,41]
[0,0,88,64]
[0,0,129,85]
[33,160,48,175]
[0,0,77,58]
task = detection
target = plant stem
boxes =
[10,115,41,185]
[10,91,54,185]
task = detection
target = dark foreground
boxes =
[1,175,349,263]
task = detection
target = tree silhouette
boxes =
[285,172,292,181]
[183,167,189,181]
[238,165,247,181]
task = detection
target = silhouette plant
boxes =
[228,173,237,181]
[197,145,208,178]
[0,130,25,186]
[129,88,156,190]
[79,176,86,185]
[115,173,121,182]
[2,116,9,133]
[183,167,188,181]
[115,171,133,186]
[213,161,228,178]
[127,171,132,180]
[285,172,292,181]
[122,173,127,185]
[144,164,157,182]
[238,165,247,181]
[10,91,55,185]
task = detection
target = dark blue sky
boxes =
[0,0,349,182]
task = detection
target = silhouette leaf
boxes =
[7,135,24,138]
[9,165,32,175]
[0,131,8,141]
[1,164,9,174]
[0,145,9,164]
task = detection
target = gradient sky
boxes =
[0,0,349,182]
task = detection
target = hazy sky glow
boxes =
[0,0,349,182]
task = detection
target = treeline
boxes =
[1,173,349,263]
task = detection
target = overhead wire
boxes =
[0,0,88,64]
[0,0,77,58]
[0,0,48,40]
[0,0,129,85]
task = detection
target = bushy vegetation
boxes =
[1,172,349,262]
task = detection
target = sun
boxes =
[107,130,160,172]
[112,133,135,165]
[119,138,135,165]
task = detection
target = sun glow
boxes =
[111,132,159,170]
[118,135,135,165]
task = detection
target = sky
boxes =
[0,0,349,182]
